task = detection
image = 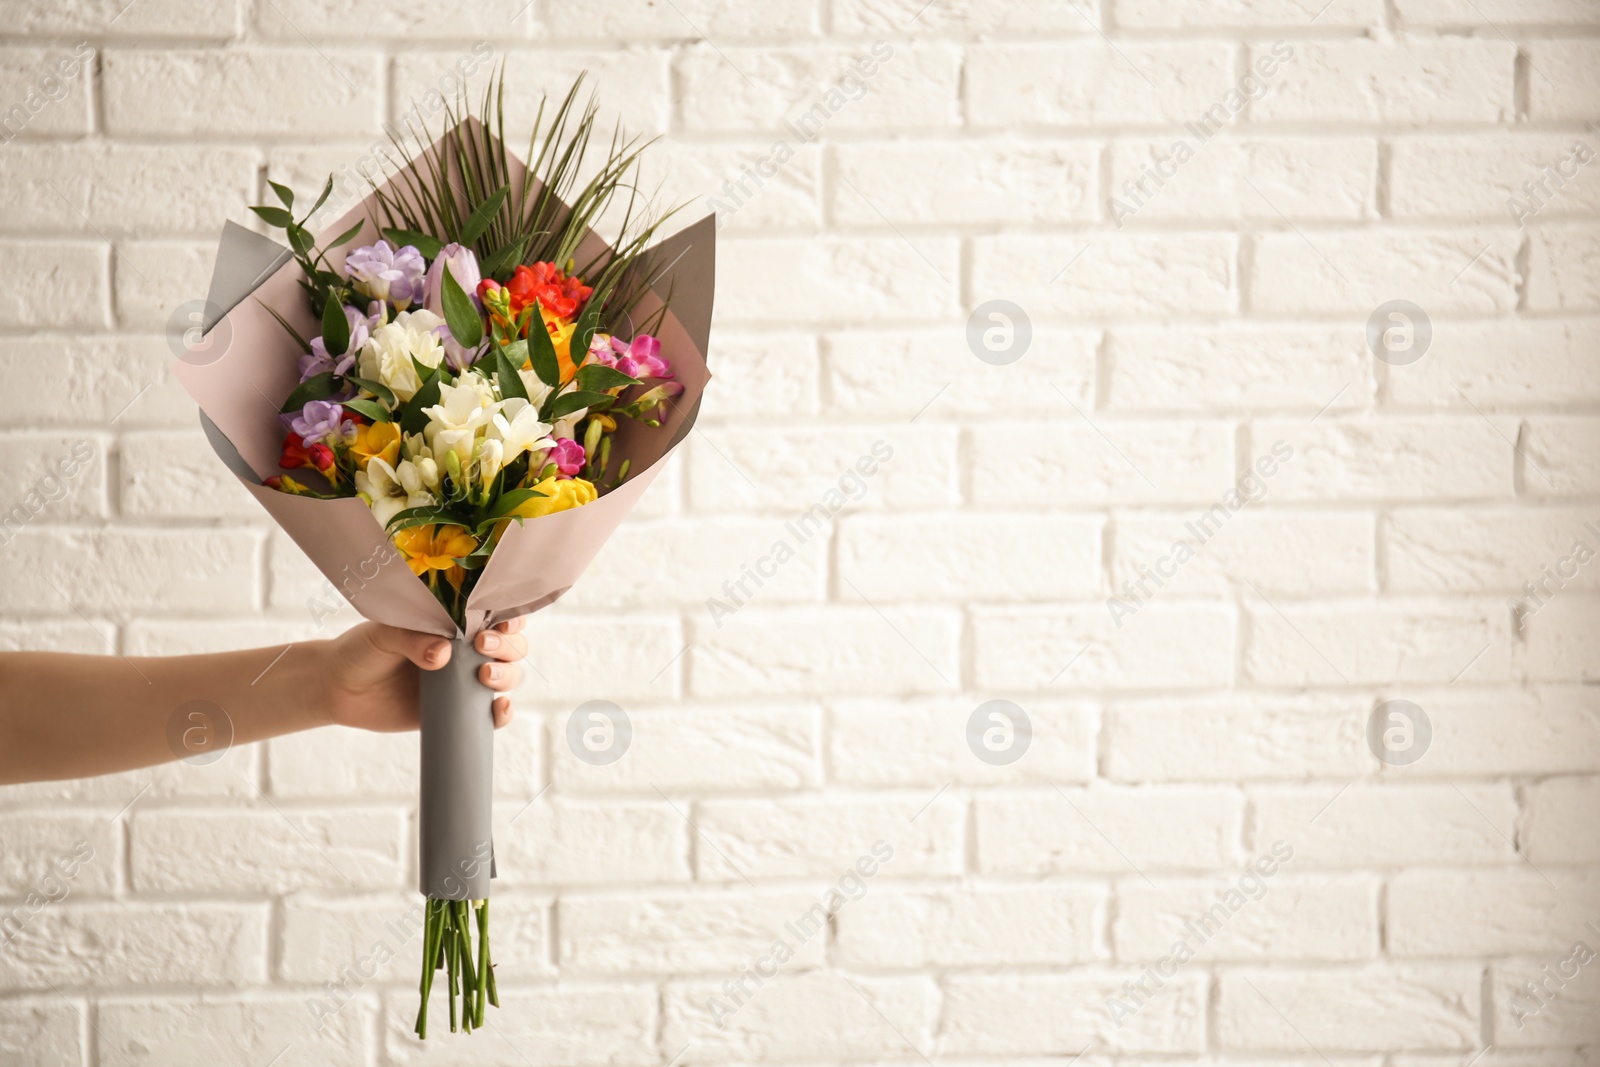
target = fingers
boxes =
[475,624,527,664]
[479,659,520,692]
[494,616,526,635]
[492,696,513,729]
[364,622,452,671]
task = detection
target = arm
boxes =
[0,619,528,786]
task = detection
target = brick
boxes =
[1250,40,1515,123]
[131,808,404,893]
[1115,873,1378,961]
[1393,134,1600,222]
[1252,229,1519,315]
[0,144,257,236]
[828,697,1098,786]
[550,0,815,38]
[968,43,1233,127]
[0,434,106,523]
[1111,510,1375,598]
[0,528,260,617]
[1524,776,1600,863]
[1386,318,1600,406]
[1257,419,1512,501]
[0,0,236,36]
[0,903,266,988]
[1529,225,1600,311]
[281,891,550,985]
[677,43,959,133]
[1251,784,1518,867]
[1491,954,1600,1047]
[113,239,216,332]
[551,703,820,793]
[834,140,1097,225]
[718,236,958,324]
[839,513,1101,601]
[515,610,683,700]
[695,794,961,879]
[1526,41,1600,123]
[259,0,509,38]
[833,0,1097,34]
[1390,870,1600,957]
[393,48,669,136]
[1387,507,1600,592]
[562,518,826,610]
[386,984,657,1066]
[269,714,541,798]
[0,335,190,428]
[120,430,260,520]
[973,605,1235,690]
[971,419,1235,507]
[1109,325,1374,413]
[691,606,960,696]
[1524,417,1600,497]
[492,798,690,885]
[1376,686,1600,777]
[663,973,937,1063]
[1109,136,1377,222]
[0,998,83,1066]
[0,47,94,138]
[1524,594,1600,682]
[972,233,1237,316]
[560,889,826,973]
[1121,0,1384,26]
[835,884,1105,967]
[940,972,1206,1054]
[0,241,107,330]
[1217,966,1480,1051]
[696,332,820,420]
[976,787,1243,874]
[97,995,368,1067]
[1105,694,1370,782]
[1246,598,1512,686]
[658,142,824,232]
[1398,0,1600,24]
[103,50,384,137]
[824,327,1098,418]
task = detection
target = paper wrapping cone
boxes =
[175,119,714,900]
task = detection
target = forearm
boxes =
[0,642,332,785]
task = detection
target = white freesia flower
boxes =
[486,396,554,466]
[356,456,437,528]
[516,367,554,410]
[422,370,500,470]
[357,309,447,401]
[476,438,505,485]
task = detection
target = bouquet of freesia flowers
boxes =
[173,73,713,1038]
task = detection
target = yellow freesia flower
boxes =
[349,420,401,470]
[529,306,580,382]
[510,476,597,519]
[393,524,478,590]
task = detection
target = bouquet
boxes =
[173,73,714,1037]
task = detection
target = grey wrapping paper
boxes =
[418,639,494,899]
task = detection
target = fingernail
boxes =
[480,631,500,651]
[487,664,502,681]
[428,642,446,663]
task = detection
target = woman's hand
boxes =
[322,617,528,733]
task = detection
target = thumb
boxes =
[362,623,453,672]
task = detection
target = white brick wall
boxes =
[0,0,1597,1063]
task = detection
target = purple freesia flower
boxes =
[297,302,379,382]
[548,436,586,477]
[344,240,426,309]
[596,333,673,380]
[290,400,348,446]
[423,243,483,317]
[435,323,487,372]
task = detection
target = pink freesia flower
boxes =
[548,436,585,476]
[597,333,673,380]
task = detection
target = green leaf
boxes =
[287,224,314,257]
[308,175,335,219]
[251,205,293,228]
[386,505,468,535]
[382,227,444,260]
[480,236,527,278]
[543,389,614,422]
[472,487,548,535]
[347,375,395,407]
[441,264,483,349]
[342,397,391,422]
[323,220,365,250]
[576,363,641,393]
[268,180,295,209]
[492,345,528,402]
[400,370,443,436]
[280,372,341,413]
[571,303,602,365]
[525,317,561,388]
[321,297,350,358]
[459,185,509,247]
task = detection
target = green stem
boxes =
[446,908,458,1033]
[475,901,490,1024]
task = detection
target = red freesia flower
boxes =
[506,262,592,320]
[279,434,335,474]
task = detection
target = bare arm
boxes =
[0,619,527,786]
